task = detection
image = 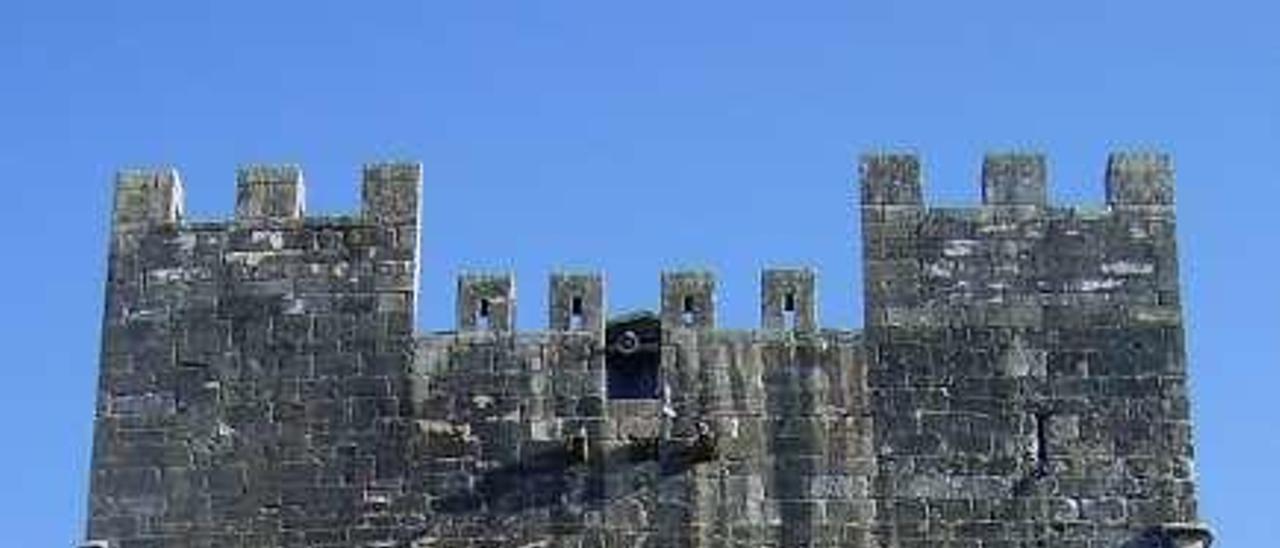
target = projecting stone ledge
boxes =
[1149,522,1214,548]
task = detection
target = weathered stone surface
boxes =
[84,154,1210,547]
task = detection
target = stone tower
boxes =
[84,153,1211,547]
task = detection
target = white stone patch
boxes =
[1101,261,1154,275]
[808,475,862,499]
[215,420,236,440]
[943,239,980,257]
[1080,279,1123,292]
[529,420,555,441]
[472,394,495,409]
[417,420,476,442]
[251,230,285,249]
[1132,308,1181,323]
[124,307,163,321]
[111,392,175,417]
[725,417,741,439]
[363,492,390,506]
[175,233,197,251]
[284,298,306,315]
[146,268,186,284]
[978,223,1015,234]
[224,250,271,267]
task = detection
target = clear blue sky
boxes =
[2,1,1275,545]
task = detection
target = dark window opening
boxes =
[1033,410,1050,477]
[566,432,588,465]
[680,295,697,326]
[570,296,584,330]
[477,298,491,329]
[606,312,661,399]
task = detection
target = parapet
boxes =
[761,268,817,331]
[440,270,835,333]
[110,162,422,231]
[859,151,1176,211]
[457,272,516,332]
[1106,152,1174,206]
[661,271,717,329]
[112,168,184,232]
[235,164,304,222]
[363,162,423,225]
[982,152,1046,206]
[549,272,605,333]
[859,153,923,206]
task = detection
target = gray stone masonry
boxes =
[85,153,1211,548]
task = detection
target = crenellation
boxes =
[85,152,1210,548]
[761,267,817,331]
[981,152,1047,206]
[456,272,516,332]
[361,161,423,226]
[862,153,1184,331]
[112,168,184,233]
[660,270,716,329]
[234,163,305,222]
[858,153,923,206]
[1106,151,1175,207]
[549,272,605,334]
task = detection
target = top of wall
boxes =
[111,162,423,233]
[859,151,1175,211]
[107,152,1182,332]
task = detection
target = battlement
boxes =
[858,152,923,206]
[860,151,1182,329]
[235,164,305,221]
[87,151,1207,548]
[106,155,1181,333]
[110,161,423,232]
[860,151,1175,210]
[1107,151,1175,206]
[447,269,823,333]
[981,152,1047,206]
[111,168,184,232]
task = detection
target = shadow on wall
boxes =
[1120,523,1213,548]
[430,430,717,516]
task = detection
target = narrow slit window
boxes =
[1033,411,1050,477]
[681,295,697,326]
[570,296,585,330]
[477,298,491,329]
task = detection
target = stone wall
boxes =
[407,271,874,547]
[85,153,1209,548]
[89,164,422,546]
[861,153,1206,547]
